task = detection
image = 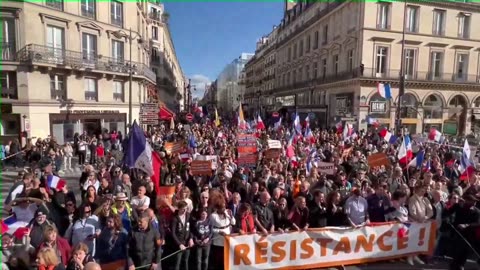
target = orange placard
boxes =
[165,142,184,154]
[264,149,281,159]
[367,153,390,168]
[190,160,213,176]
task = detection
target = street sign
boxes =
[140,103,159,125]
[272,112,279,118]
[186,113,194,122]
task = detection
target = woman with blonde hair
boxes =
[36,247,66,270]
[173,186,193,213]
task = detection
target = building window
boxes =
[82,33,97,62]
[287,72,290,85]
[404,49,416,78]
[111,0,123,27]
[321,58,327,79]
[375,46,388,76]
[292,70,296,84]
[46,0,63,10]
[333,55,339,75]
[299,67,303,81]
[112,40,124,62]
[313,62,318,78]
[306,65,310,80]
[430,51,443,79]
[313,31,319,49]
[46,25,64,63]
[406,6,419,33]
[113,81,124,102]
[152,26,158,40]
[50,74,65,100]
[423,94,444,119]
[347,49,354,72]
[377,2,390,29]
[432,9,446,36]
[322,25,328,45]
[456,53,469,80]
[306,35,311,53]
[293,43,297,59]
[0,71,17,99]
[299,40,303,57]
[288,47,291,61]
[1,18,16,61]
[458,13,471,39]
[84,78,98,101]
[81,0,96,19]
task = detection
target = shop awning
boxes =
[159,106,175,120]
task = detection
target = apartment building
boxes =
[147,0,185,113]
[246,0,480,134]
[1,0,158,144]
[216,53,253,113]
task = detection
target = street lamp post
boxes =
[395,0,408,135]
[112,28,142,127]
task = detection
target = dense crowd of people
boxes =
[1,117,480,270]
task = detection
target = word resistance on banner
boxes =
[225,222,436,270]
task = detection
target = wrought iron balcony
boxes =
[276,67,480,92]
[51,89,66,100]
[46,0,63,10]
[17,44,157,83]
[1,87,18,99]
[85,91,98,101]
[1,42,16,61]
[113,92,124,102]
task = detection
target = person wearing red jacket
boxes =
[38,225,71,267]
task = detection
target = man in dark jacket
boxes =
[170,201,194,270]
[128,214,162,270]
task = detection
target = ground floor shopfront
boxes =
[273,82,480,135]
[7,102,138,145]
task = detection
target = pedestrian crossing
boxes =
[0,168,83,218]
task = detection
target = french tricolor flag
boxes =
[398,135,413,164]
[47,175,66,191]
[377,83,392,99]
[2,215,30,239]
[257,115,265,130]
[379,128,397,144]
[428,128,442,142]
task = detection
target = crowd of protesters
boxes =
[1,117,480,270]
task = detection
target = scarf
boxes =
[39,265,55,270]
[240,213,254,233]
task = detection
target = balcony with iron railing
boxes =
[275,66,480,92]
[149,12,167,24]
[17,44,157,83]
[85,91,98,101]
[1,86,18,99]
[51,89,66,100]
[1,42,16,61]
[113,92,124,102]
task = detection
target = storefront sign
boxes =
[60,110,120,114]
[276,95,295,107]
[370,101,387,113]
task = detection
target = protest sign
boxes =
[367,153,390,168]
[195,155,218,170]
[190,160,213,176]
[264,149,281,159]
[225,221,435,270]
[317,162,335,175]
[238,154,257,168]
[238,134,257,154]
[267,140,282,149]
[164,142,184,154]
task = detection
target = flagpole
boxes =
[395,0,408,135]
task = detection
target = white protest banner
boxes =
[317,162,335,175]
[225,221,435,270]
[267,140,282,149]
[195,155,218,170]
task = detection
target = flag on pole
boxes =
[293,113,302,134]
[274,117,282,130]
[257,115,265,130]
[428,128,442,142]
[47,175,66,191]
[125,121,154,176]
[398,135,413,164]
[238,105,246,130]
[460,139,475,181]
[377,83,392,99]
[170,117,175,130]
